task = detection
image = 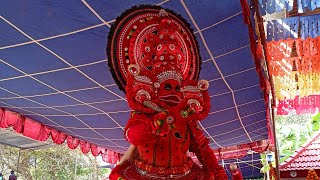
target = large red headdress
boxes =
[107,5,201,92]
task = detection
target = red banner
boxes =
[0,108,121,164]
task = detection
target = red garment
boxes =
[110,112,227,180]
[8,175,16,180]
[107,6,228,180]
[126,113,191,168]
[110,69,225,179]
[231,169,243,180]
[110,161,216,180]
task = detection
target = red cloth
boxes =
[231,169,244,180]
[114,111,227,180]
[124,112,191,169]
[8,175,16,180]
[0,108,121,163]
[212,140,270,159]
[125,113,157,145]
[23,118,50,141]
[80,141,91,154]
[188,120,228,179]
[91,144,103,156]
[110,161,215,180]
[51,129,67,144]
[67,135,80,149]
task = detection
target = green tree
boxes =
[311,113,320,131]
[276,112,319,163]
[0,144,109,180]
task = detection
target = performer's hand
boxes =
[229,162,238,172]
[229,162,244,180]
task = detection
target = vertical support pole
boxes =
[74,156,78,180]
[35,157,37,180]
[271,108,281,180]
[251,0,281,179]
[266,169,270,180]
[16,149,21,177]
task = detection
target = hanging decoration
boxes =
[102,150,122,164]
[298,0,320,13]
[258,0,293,15]
[0,108,122,164]
[267,36,320,99]
[269,163,278,180]
[299,15,320,39]
[258,0,320,15]
[277,95,320,115]
[306,169,319,180]
[296,36,320,57]
[268,57,295,76]
[212,140,270,159]
[273,73,297,100]
[266,30,320,114]
[265,18,299,41]
[266,39,296,60]
[265,15,320,41]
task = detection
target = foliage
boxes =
[0,144,109,180]
[311,113,320,132]
[276,112,320,163]
[260,152,276,176]
[260,154,270,174]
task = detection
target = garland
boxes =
[263,15,320,40]
[306,169,319,180]
[269,163,277,180]
[267,37,320,101]
[277,95,320,115]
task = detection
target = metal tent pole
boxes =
[16,149,21,177]
[271,107,281,180]
[251,0,282,179]
[74,156,78,180]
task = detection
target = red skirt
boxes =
[109,161,214,180]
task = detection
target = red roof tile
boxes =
[280,131,320,171]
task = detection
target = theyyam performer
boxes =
[107,5,242,180]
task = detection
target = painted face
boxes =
[157,79,183,107]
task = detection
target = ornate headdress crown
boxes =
[107,5,201,92]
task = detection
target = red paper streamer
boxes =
[277,95,320,115]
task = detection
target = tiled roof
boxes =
[280,131,320,171]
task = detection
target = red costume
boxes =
[107,5,230,180]
[229,163,244,180]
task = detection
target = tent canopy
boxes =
[0,0,269,171]
[0,128,53,150]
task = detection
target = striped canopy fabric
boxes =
[0,0,269,178]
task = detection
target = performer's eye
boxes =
[175,85,180,92]
[164,83,172,90]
